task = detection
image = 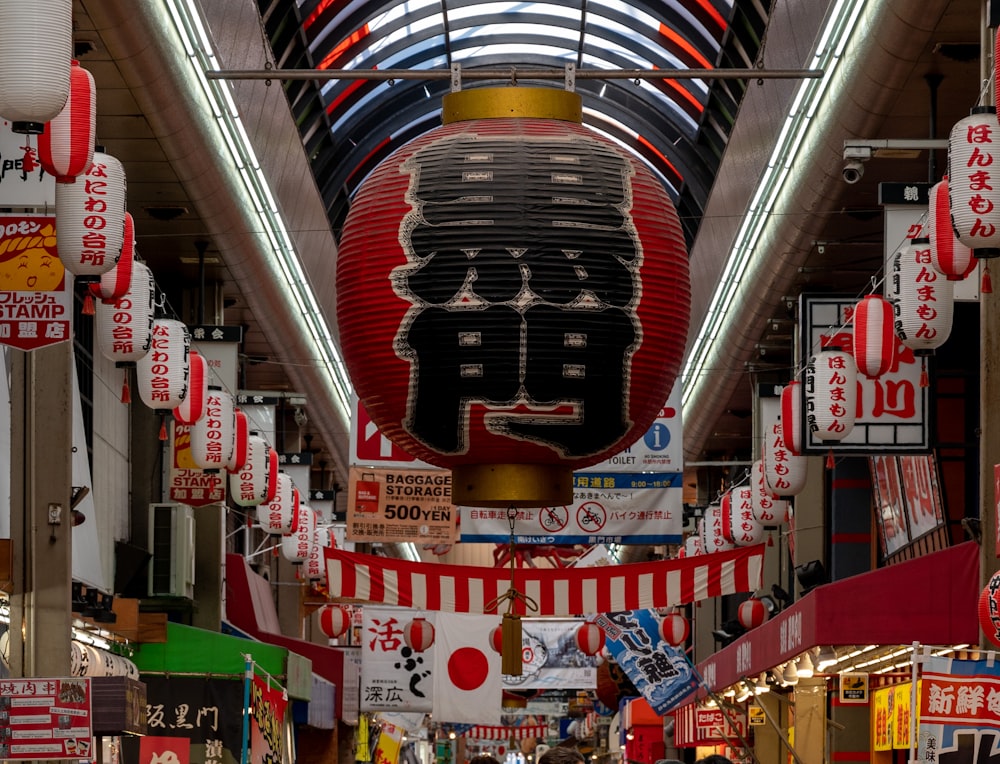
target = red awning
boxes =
[694,541,980,693]
[225,553,346,717]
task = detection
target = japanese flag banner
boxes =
[432,612,503,725]
[360,606,434,713]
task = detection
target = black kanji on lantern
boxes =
[393,134,641,458]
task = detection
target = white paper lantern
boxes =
[764,408,807,497]
[852,294,896,379]
[281,504,316,563]
[173,350,207,425]
[888,238,954,354]
[95,260,155,364]
[658,613,690,646]
[258,472,295,534]
[37,59,94,181]
[722,485,765,546]
[702,503,734,554]
[226,409,250,473]
[929,177,976,280]
[949,106,1000,257]
[229,434,271,507]
[805,348,857,443]
[55,150,126,280]
[752,458,790,525]
[89,213,134,304]
[305,526,330,582]
[190,387,236,470]
[0,0,72,130]
[136,319,190,411]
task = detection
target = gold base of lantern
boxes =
[442,87,582,124]
[501,612,523,676]
[452,463,574,508]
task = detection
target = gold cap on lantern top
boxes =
[452,463,574,508]
[442,87,583,124]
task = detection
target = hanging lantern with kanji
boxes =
[403,617,435,653]
[55,149,127,281]
[752,458,790,525]
[979,571,1000,649]
[658,612,690,647]
[190,387,236,470]
[230,433,271,507]
[804,348,857,443]
[280,503,315,564]
[226,409,250,473]
[929,177,976,280]
[683,534,703,557]
[887,237,954,355]
[304,527,330,583]
[722,485,765,545]
[701,503,734,554]
[949,106,1000,258]
[95,260,155,365]
[764,406,807,497]
[336,88,691,508]
[37,60,94,182]
[574,622,605,656]
[318,604,350,639]
[173,350,207,425]
[136,318,190,412]
[89,213,135,305]
[258,472,296,534]
[0,1,72,133]
[851,294,896,379]
[780,380,803,454]
[737,597,768,630]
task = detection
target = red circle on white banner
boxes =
[448,646,489,691]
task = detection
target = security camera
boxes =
[842,159,864,184]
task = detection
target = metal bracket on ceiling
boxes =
[450,63,462,93]
[564,63,576,93]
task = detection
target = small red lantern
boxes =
[887,238,954,355]
[852,294,896,379]
[658,613,689,647]
[190,387,236,470]
[280,504,315,564]
[0,0,72,132]
[226,409,250,473]
[259,472,295,534]
[949,107,1000,258]
[55,150,126,281]
[780,381,803,455]
[90,214,135,304]
[575,622,605,656]
[318,604,350,639]
[336,88,690,508]
[804,348,857,443]
[489,624,503,654]
[136,319,190,412]
[37,60,94,182]
[229,434,272,507]
[929,177,976,280]
[403,617,435,653]
[737,597,768,630]
[174,350,207,425]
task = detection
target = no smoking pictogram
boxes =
[576,502,606,532]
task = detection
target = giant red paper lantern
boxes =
[38,60,94,182]
[318,604,350,639]
[229,433,271,507]
[979,571,1000,648]
[929,177,976,280]
[737,597,768,630]
[852,294,896,379]
[805,348,857,443]
[403,617,435,652]
[659,613,689,647]
[949,107,1000,257]
[136,319,190,412]
[0,1,72,132]
[887,238,954,355]
[336,88,691,507]
[190,387,236,470]
[575,622,605,656]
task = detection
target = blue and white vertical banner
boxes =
[595,609,698,715]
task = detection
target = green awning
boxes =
[132,622,288,679]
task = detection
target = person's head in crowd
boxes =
[469,755,501,764]
[537,747,586,764]
[696,755,733,764]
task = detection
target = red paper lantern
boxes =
[852,294,896,379]
[38,60,94,182]
[95,260,155,364]
[173,350,207,425]
[336,88,690,508]
[737,597,768,630]
[949,107,1000,257]
[403,617,435,652]
[136,319,190,412]
[55,150,126,280]
[318,604,350,639]
[804,348,857,443]
[280,504,315,564]
[226,409,250,473]
[929,177,976,280]
[489,624,503,654]
[229,434,271,507]
[190,387,236,470]
[764,411,807,498]
[0,0,72,132]
[658,613,689,647]
[780,381,803,455]
[259,472,295,534]
[90,214,135,304]
[575,622,605,656]
[887,238,954,355]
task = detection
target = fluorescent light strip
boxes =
[681,0,866,404]
[166,0,353,415]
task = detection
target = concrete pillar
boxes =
[790,678,826,764]
[192,502,224,631]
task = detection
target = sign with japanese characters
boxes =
[918,655,1000,763]
[502,619,598,691]
[0,677,92,761]
[594,610,698,715]
[346,467,458,543]
[0,122,55,207]
[169,421,226,507]
[360,606,434,713]
[800,294,929,452]
[250,673,286,764]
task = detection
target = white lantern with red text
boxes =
[659,613,690,646]
[702,503,734,554]
[930,177,976,280]
[226,409,250,473]
[724,485,765,545]
[258,472,295,534]
[38,60,94,181]
[752,459,790,525]
[949,107,1000,257]
[280,503,315,564]
[780,381,803,454]
[575,622,605,656]
[304,526,330,582]
[852,295,896,379]
[0,1,72,132]
[190,387,236,470]
[805,348,857,443]
[95,260,154,364]
[55,150,126,281]
[89,214,134,304]
[318,604,350,639]
[737,597,768,630]
[764,407,807,497]
[887,238,954,355]
[173,350,207,425]
[403,617,435,652]
[136,319,190,411]
[229,434,270,507]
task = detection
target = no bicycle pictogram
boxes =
[576,502,606,532]
[539,506,569,532]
